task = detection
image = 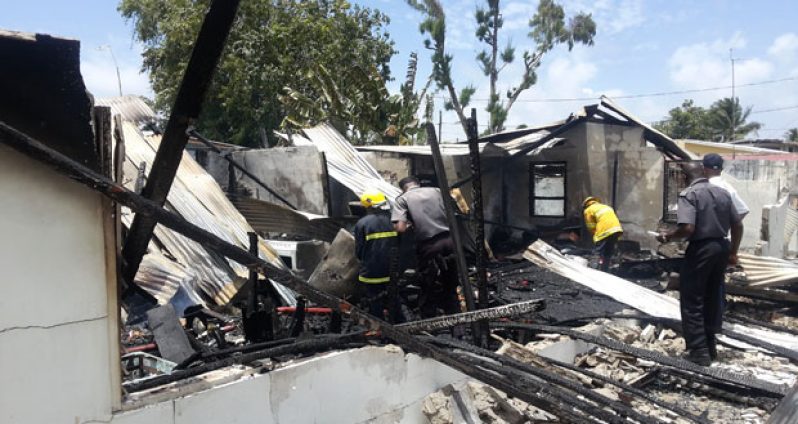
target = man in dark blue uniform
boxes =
[354,189,405,323]
[658,155,743,365]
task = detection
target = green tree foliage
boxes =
[653,100,713,140]
[655,97,762,142]
[408,0,595,136]
[786,128,798,142]
[706,97,762,142]
[119,0,395,146]
[279,53,432,145]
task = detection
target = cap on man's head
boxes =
[702,153,723,170]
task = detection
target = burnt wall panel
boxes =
[0,31,98,170]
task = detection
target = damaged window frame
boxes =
[663,159,701,223]
[529,161,567,218]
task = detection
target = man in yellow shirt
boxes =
[583,196,623,271]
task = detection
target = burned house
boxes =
[6,14,798,424]
[353,99,691,251]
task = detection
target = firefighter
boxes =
[354,189,405,323]
[582,196,623,271]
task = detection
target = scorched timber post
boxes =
[466,108,490,344]
[425,123,482,344]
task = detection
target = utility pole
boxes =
[98,44,123,97]
[729,48,737,143]
[438,110,443,143]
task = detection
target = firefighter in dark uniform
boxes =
[354,189,405,323]
[658,154,743,365]
[392,176,461,318]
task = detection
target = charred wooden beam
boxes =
[466,109,490,343]
[493,322,787,396]
[398,299,542,333]
[429,337,660,424]
[425,123,481,343]
[122,0,241,286]
[1,120,596,415]
[125,333,366,393]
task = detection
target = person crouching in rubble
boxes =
[582,197,623,271]
[392,176,461,318]
[657,154,743,366]
[354,189,406,323]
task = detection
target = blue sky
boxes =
[2,0,797,141]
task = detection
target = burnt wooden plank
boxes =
[425,123,481,342]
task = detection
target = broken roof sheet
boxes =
[676,139,790,156]
[300,123,402,198]
[98,96,295,307]
[230,195,343,243]
[524,240,798,352]
[599,96,691,159]
[355,132,565,157]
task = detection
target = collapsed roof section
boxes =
[97,96,295,308]
[282,123,402,198]
[474,96,692,160]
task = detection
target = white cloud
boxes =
[563,0,645,34]
[663,33,798,139]
[768,33,798,58]
[668,33,770,90]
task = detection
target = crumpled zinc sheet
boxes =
[524,240,798,353]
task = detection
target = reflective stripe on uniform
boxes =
[594,208,612,219]
[358,275,390,284]
[365,231,398,241]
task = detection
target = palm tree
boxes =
[707,97,762,142]
[786,128,798,142]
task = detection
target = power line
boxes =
[750,105,798,114]
[432,76,798,103]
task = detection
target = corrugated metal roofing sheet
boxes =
[301,124,402,199]
[230,195,343,243]
[96,95,159,126]
[120,122,295,306]
[355,133,564,157]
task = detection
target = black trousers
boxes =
[593,232,621,271]
[417,232,461,318]
[680,238,730,352]
[360,282,406,324]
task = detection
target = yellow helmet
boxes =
[360,189,388,209]
[583,196,600,209]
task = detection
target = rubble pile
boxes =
[423,382,556,424]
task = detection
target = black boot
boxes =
[707,333,718,361]
[684,348,712,366]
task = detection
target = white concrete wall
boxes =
[112,346,467,424]
[720,173,780,250]
[0,146,115,424]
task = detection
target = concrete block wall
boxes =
[0,146,116,424]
